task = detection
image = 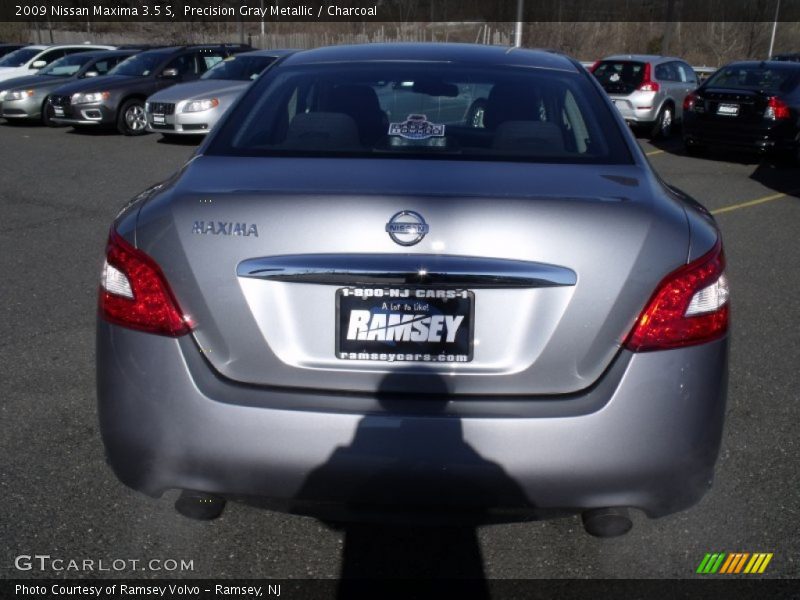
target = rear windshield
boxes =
[202,55,276,81]
[704,64,800,94]
[109,52,168,77]
[207,63,632,165]
[0,47,40,68]
[592,61,645,95]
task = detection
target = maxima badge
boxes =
[385,210,429,246]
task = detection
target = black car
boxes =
[49,44,251,135]
[772,53,800,63]
[0,44,25,59]
[682,60,800,163]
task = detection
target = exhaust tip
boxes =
[581,507,633,538]
[175,490,226,520]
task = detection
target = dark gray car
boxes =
[97,44,729,536]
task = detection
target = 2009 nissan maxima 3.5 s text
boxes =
[96,44,729,537]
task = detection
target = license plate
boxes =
[336,287,474,363]
[717,103,739,116]
[53,107,64,117]
[153,114,165,124]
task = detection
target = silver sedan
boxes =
[97,43,729,537]
[144,49,293,137]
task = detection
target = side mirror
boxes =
[84,71,99,78]
[160,68,179,79]
[31,60,47,69]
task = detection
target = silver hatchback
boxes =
[592,54,698,138]
[97,44,729,536]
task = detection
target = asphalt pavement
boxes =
[1,122,798,581]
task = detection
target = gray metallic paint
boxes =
[97,322,727,517]
[132,158,692,395]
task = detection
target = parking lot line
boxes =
[711,191,796,215]
[646,150,664,156]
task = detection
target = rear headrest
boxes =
[492,121,565,154]
[484,83,542,130]
[329,84,383,116]
[284,112,360,149]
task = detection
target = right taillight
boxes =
[99,229,193,337]
[624,240,729,352]
[637,63,660,92]
[765,96,790,120]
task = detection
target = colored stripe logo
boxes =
[697,553,773,574]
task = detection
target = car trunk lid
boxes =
[134,156,689,395]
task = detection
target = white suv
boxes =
[0,44,115,84]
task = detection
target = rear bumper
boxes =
[609,94,660,124]
[97,322,728,520]
[683,118,799,152]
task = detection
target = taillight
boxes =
[637,63,660,92]
[683,92,697,111]
[99,229,193,336]
[589,60,600,73]
[624,240,729,352]
[765,96,790,120]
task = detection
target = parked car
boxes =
[49,44,252,135]
[0,43,115,84]
[771,53,800,62]
[97,43,729,536]
[145,49,293,138]
[682,60,800,163]
[0,43,25,59]
[591,54,698,138]
[0,50,139,125]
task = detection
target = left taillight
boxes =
[624,239,729,352]
[99,229,193,337]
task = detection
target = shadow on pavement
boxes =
[156,134,204,146]
[748,160,800,198]
[64,126,122,136]
[291,369,532,591]
[642,130,799,199]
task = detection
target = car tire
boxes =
[465,98,487,128]
[117,99,148,136]
[650,104,674,140]
[41,98,57,127]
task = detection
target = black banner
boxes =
[2,0,799,23]
[3,579,800,600]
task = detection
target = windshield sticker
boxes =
[609,72,621,82]
[388,114,445,140]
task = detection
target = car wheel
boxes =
[117,99,147,136]
[465,99,486,128]
[41,98,57,127]
[651,104,674,140]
